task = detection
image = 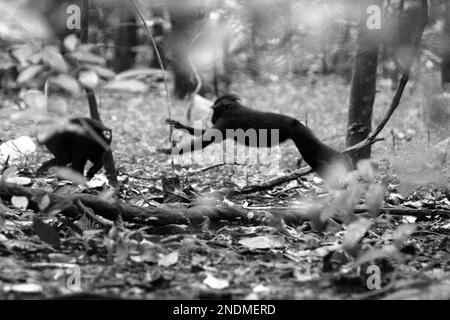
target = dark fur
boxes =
[211,95,351,175]
[166,94,351,176]
[37,118,112,179]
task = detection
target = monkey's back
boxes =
[44,118,111,163]
[214,105,308,144]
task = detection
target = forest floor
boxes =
[0,75,449,300]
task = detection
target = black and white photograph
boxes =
[0,0,449,306]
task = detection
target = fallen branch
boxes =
[241,204,450,220]
[76,199,114,227]
[5,180,445,233]
[355,207,450,219]
[126,162,242,181]
[187,162,243,176]
[0,181,186,226]
[0,181,316,228]
[225,167,312,196]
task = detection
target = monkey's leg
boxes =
[86,160,103,179]
[290,121,351,174]
[70,156,88,176]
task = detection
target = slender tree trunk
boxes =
[81,0,101,122]
[245,0,267,81]
[113,3,137,73]
[82,0,118,186]
[442,1,450,88]
[213,25,232,96]
[247,21,261,80]
[150,7,169,69]
[167,1,205,98]
[346,0,381,163]
[204,8,233,96]
[81,0,89,44]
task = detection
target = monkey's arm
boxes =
[165,119,206,136]
[157,126,224,155]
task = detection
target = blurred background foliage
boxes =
[0,1,446,87]
[0,0,449,139]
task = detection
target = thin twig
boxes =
[126,162,242,181]
[129,0,171,119]
[76,199,114,227]
[226,167,312,196]
[135,188,155,207]
[126,174,160,181]
[354,207,450,219]
[130,0,174,171]
[8,141,32,168]
[186,162,242,176]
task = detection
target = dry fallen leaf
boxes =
[158,251,179,267]
[11,196,29,210]
[6,176,33,186]
[239,235,285,250]
[203,273,229,290]
[37,194,51,212]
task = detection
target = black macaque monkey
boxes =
[37,118,112,179]
[159,94,352,177]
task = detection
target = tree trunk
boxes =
[346,0,381,163]
[168,1,205,99]
[81,0,100,122]
[246,21,261,80]
[245,0,267,81]
[113,3,137,73]
[213,22,232,96]
[149,7,169,69]
[442,1,450,88]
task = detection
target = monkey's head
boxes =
[211,94,241,124]
[73,118,113,146]
[213,94,240,108]
[101,128,112,145]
